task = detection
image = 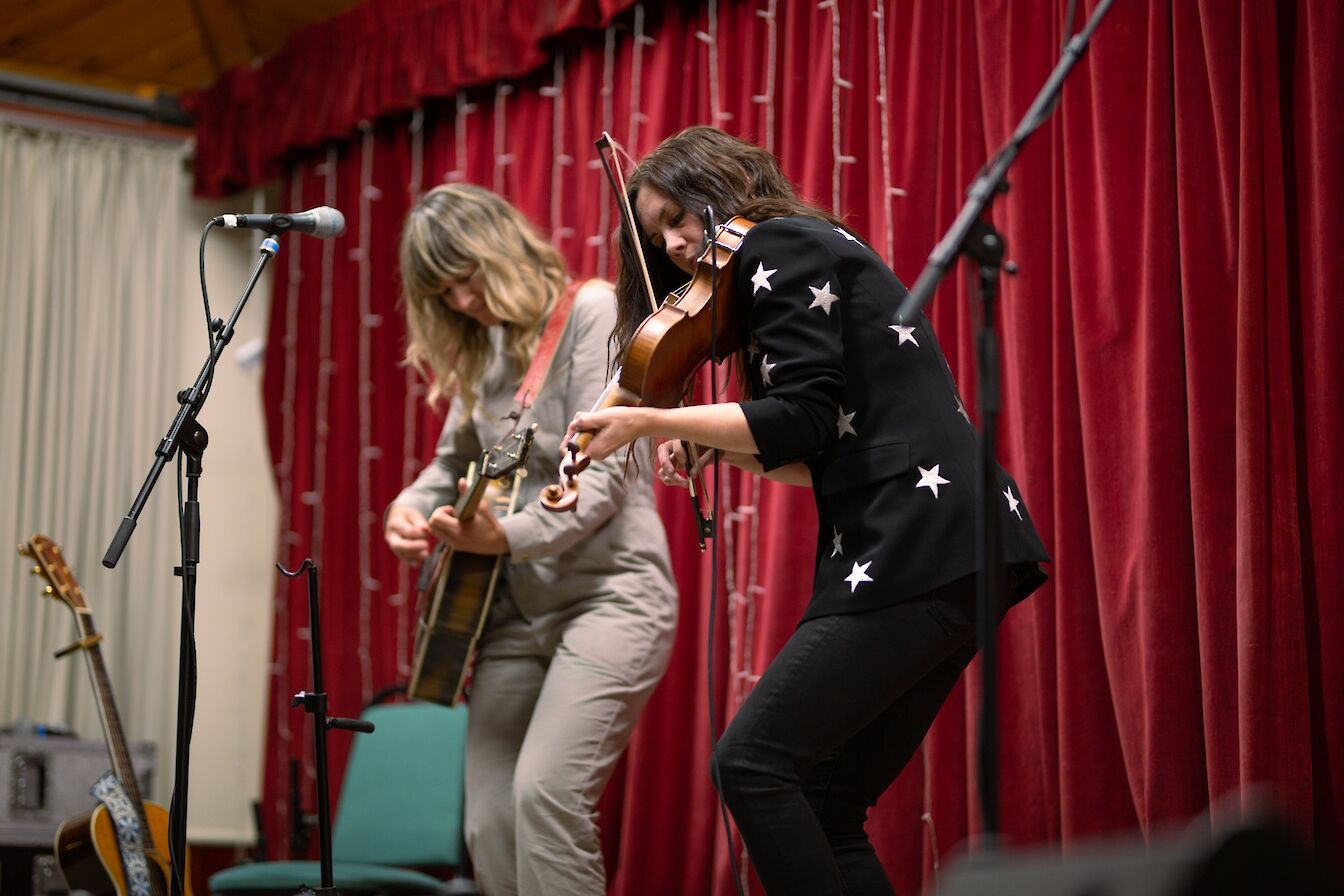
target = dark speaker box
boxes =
[937,817,1340,896]
[1,734,155,848]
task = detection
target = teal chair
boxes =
[210,702,471,895]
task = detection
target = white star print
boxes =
[751,262,777,295]
[1004,486,1023,520]
[837,407,857,438]
[760,354,777,387]
[845,560,874,592]
[808,281,840,315]
[915,464,950,498]
[889,324,919,347]
[830,526,843,558]
[833,226,860,243]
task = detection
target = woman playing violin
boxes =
[384,184,677,896]
[566,126,1049,895]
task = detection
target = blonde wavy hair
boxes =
[399,183,569,407]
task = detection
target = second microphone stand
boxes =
[894,0,1115,843]
[280,559,375,895]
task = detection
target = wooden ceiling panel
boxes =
[0,0,93,49]
[103,26,211,87]
[0,0,367,97]
[11,0,153,62]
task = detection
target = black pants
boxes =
[712,572,985,895]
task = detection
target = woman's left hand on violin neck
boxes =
[565,402,760,463]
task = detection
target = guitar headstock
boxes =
[481,423,538,482]
[19,534,89,616]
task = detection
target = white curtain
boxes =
[0,119,199,806]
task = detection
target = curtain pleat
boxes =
[0,123,192,806]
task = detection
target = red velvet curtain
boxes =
[189,1,1343,892]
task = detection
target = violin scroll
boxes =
[538,442,592,512]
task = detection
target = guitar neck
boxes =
[80,621,150,826]
[453,467,494,521]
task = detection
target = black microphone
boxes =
[212,206,346,238]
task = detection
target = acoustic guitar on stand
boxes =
[20,534,192,896]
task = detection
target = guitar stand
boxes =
[279,559,375,896]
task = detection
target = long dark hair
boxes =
[612,126,840,358]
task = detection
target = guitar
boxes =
[20,534,192,896]
[407,424,537,706]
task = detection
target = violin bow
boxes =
[597,133,658,316]
[595,132,716,549]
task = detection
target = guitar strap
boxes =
[512,279,590,409]
[91,772,153,896]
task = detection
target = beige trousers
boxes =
[463,588,676,896]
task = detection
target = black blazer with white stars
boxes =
[734,216,1049,621]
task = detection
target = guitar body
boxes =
[54,799,190,896]
[408,548,505,705]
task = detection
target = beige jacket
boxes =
[391,279,676,619]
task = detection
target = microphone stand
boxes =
[894,0,1114,844]
[102,230,282,896]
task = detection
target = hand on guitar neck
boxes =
[425,476,510,556]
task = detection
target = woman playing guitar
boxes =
[383,184,677,896]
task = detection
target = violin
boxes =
[539,216,755,513]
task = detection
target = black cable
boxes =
[169,452,198,896]
[198,223,219,399]
[702,206,749,896]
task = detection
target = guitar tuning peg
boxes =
[32,565,42,576]
[18,543,31,556]
[44,585,54,595]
